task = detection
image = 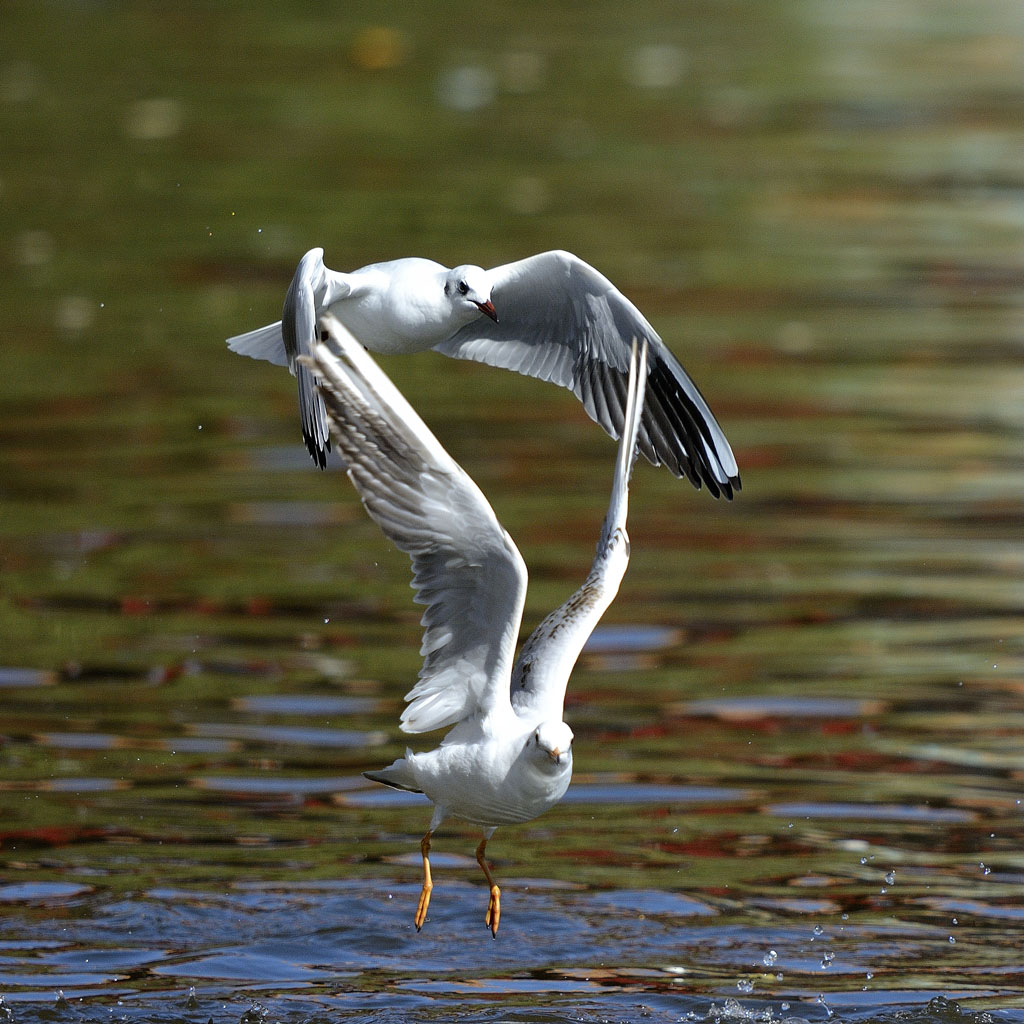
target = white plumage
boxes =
[229,247,736,496]
[303,313,648,935]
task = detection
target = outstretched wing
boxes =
[302,313,526,735]
[434,250,738,498]
[281,249,332,467]
[227,248,345,468]
[510,338,648,720]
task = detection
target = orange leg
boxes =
[475,836,501,937]
[414,831,433,931]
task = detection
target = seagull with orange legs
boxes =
[301,313,647,937]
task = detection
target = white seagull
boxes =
[228,247,738,497]
[303,312,648,937]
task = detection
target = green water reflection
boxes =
[2,0,1024,1017]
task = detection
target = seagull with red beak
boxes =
[228,247,739,498]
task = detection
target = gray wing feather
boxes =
[510,338,648,719]
[434,250,739,497]
[282,249,332,467]
[303,314,527,735]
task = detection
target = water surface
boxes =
[2,1,1024,1022]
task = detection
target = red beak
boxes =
[475,299,498,322]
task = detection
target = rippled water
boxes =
[3,1,1024,1022]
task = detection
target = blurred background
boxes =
[2,2,1024,1021]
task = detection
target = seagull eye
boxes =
[457,280,469,295]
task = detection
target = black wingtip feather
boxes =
[362,770,423,794]
[646,354,739,499]
[303,428,329,469]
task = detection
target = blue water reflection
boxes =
[3,0,1024,1020]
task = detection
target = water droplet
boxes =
[781,1004,790,1012]
[762,949,777,967]
[860,856,867,864]
[813,924,825,937]
[185,987,198,1009]
[820,951,835,969]
[884,870,895,885]
[866,972,874,979]
[948,935,956,944]
[736,979,754,994]
[240,1001,268,1024]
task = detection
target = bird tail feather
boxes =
[362,752,421,793]
[226,321,290,368]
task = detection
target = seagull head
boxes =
[531,721,574,768]
[445,265,498,322]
